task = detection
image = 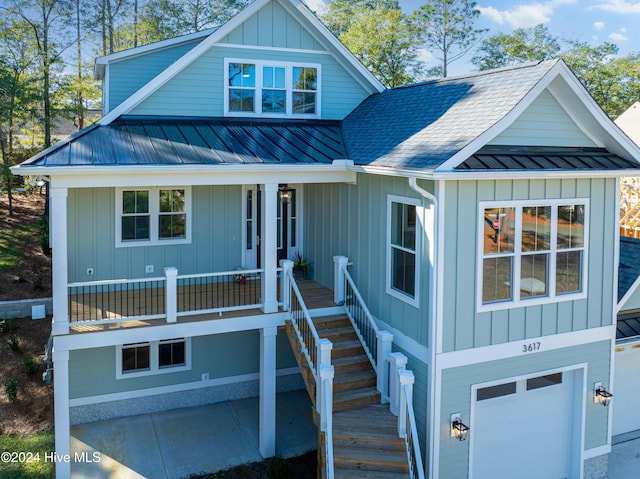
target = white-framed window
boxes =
[478,199,588,311]
[386,195,421,307]
[224,59,320,118]
[115,187,191,247]
[116,338,191,379]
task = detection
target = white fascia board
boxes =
[617,274,640,313]
[55,312,288,351]
[284,0,384,94]
[434,61,562,173]
[97,0,272,125]
[18,163,357,188]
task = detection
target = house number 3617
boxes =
[522,342,541,353]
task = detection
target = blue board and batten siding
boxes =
[126,3,369,119]
[438,340,612,479]
[442,178,617,353]
[108,40,202,112]
[489,89,597,148]
[68,330,298,399]
[67,186,242,282]
[305,173,434,347]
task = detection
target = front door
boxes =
[243,185,299,268]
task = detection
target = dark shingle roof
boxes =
[21,118,347,167]
[619,236,640,302]
[456,146,638,171]
[342,60,559,169]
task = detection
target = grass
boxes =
[0,430,55,478]
[0,223,38,273]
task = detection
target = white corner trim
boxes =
[436,325,615,370]
[69,367,301,407]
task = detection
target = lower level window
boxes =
[117,338,190,378]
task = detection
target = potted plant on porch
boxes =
[292,252,310,281]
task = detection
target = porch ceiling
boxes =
[20,117,348,168]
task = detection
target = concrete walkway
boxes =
[70,390,316,479]
[608,435,640,479]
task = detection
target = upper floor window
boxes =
[479,200,588,311]
[386,195,421,307]
[116,187,191,247]
[225,59,319,117]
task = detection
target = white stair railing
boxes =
[333,256,393,403]
[392,359,425,479]
[319,365,335,479]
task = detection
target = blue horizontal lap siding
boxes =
[442,178,617,353]
[438,341,612,479]
[108,40,202,111]
[68,330,298,399]
[304,174,434,346]
[67,186,242,283]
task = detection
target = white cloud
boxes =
[478,0,573,29]
[609,31,629,41]
[594,21,606,29]
[591,0,640,14]
[478,4,553,28]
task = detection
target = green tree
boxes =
[413,0,486,77]
[321,0,399,37]
[339,6,422,87]
[472,24,561,71]
[562,42,640,118]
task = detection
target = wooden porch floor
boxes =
[69,279,336,334]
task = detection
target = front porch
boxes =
[70,389,316,479]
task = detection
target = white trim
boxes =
[102,64,110,114]
[468,364,586,479]
[97,0,382,125]
[476,198,590,313]
[436,325,615,370]
[242,185,258,269]
[115,187,192,248]
[56,312,287,351]
[386,194,422,307]
[373,317,429,363]
[613,178,621,319]
[69,367,301,407]
[215,42,332,55]
[223,58,321,118]
[15,165,356,188]
[583,444,611,460]
[115,338,192,379]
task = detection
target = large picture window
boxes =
[116,187,191,247]
[387,195,421,306]
[225,59,319,117]
[117,338,190,379]
[479,200,587,310]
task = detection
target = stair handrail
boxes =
[396,366,425,479]
[335,257,393,403]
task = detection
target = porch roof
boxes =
[19,117,347,168]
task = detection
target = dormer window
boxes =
[225,59,320,117]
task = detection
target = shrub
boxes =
[33,274,43,291]
[266,456,292,479]
[23,354,37,375]
[5,378,17,402]
[0,318,13,333]
[8,333,19,351]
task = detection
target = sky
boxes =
[304,0,640,76]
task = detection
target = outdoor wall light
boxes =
[450,413,470,441]
[594,382,613,407]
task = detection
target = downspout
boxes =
[408,177,439,479]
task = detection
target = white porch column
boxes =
[259,326,277,458]
[261,183,278,313]
[51,187,69,335]
[53,346,71,478]
[164,267,178,323]
[333,255,349,305]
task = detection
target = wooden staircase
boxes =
[285,313,410,478]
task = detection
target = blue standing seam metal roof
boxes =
[21,118,347,167]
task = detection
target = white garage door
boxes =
[613,345,640,436]
[471,371,578,479]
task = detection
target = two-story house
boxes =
[13,0,640,477]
